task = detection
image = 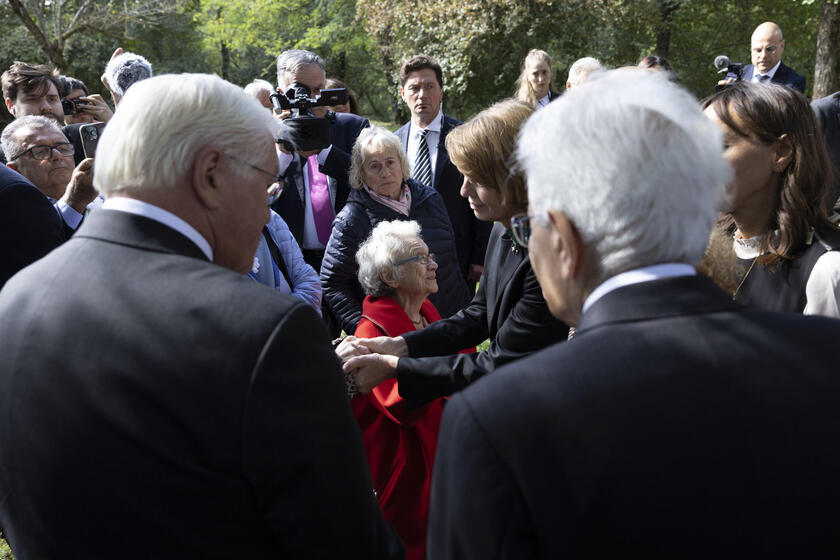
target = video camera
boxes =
[713,55,745,91]
[270,83,348,152]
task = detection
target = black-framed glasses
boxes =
[11,142,74,161]
[224,152,283,205]
[392,253,436,267]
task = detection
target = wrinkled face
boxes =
[282,63,327,118]
[362,145,403,200]
[64,87,94,125]
[751,29,784,75]
[6,81,63,122]
[526,210,568,319]
[527,59,552,99]
[703,105,778,218]
[460,175,518,225]
[213,141,277,274]
[400,69,442,126]
[10,126,74,199]
[393,236,438,298]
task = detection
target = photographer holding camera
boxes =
[715,22,806,93]
[271,50,369,321]
[61,76,113,126]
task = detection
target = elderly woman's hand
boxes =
[343,353,399,394]
[355,336,409,358]
[334,335,370,362]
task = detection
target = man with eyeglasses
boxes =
[0,73,403,559]
[742,21,806,93]
[1,115,97,234]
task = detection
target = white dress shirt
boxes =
[276,146,333,250]
[582,263,696,315]
[748,60,781,83]
[102,197,213,261]
[406,109,443,188]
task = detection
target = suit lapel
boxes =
[395,123,410,152]
[434,116,454,191]
[74,209,210,262]
[576,275,742,334]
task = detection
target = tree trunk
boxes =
[7,0,66,70]
[814,0,840,99]
[655,0,679,59]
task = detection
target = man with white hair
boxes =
[428,69,840,557]
[0,73,402,559]
[2,115,97,233]
[244,78,275,109]
[565,56,602,89]
[742,21,806,92]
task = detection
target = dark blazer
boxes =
[429,274,840,558]
[813,91,840,208]
[395,116,492,280]
[272,111,369,246]
[395,223,568,408]
[0,209,402,559]
[0,165,65,289]
[320,178,470,335]
[745,61,806,93]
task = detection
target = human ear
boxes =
[5,98,16,116]
[379,268,400,289]
[191,146,224,210]
[773,133,794,173]
[547,209,586,281]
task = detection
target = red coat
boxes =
[352,296,450,560]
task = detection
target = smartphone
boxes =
[79,122,106,158]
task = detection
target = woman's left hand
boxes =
[343,354,399,394]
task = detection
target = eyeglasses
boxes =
[510,213,551,246]
[11,142,74,161]
[225,152,283,205]
[392,252,436,266]
[751,45,780,55]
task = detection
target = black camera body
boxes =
[270,83,348,152]
[61,97,83,115]
[713,56,745,91]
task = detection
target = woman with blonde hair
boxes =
[515,49,559,108]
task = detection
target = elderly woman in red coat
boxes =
[350,219,469,560]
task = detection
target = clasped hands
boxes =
[335,335,408,394]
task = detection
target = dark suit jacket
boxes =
[395,116,492,279]
[396,223,568,408]
[272,111,369,246]
[813,91,840,208]
[0,165,65,289]
[429,274,840,558]
[745,61,806,93]
[0,209,402,559]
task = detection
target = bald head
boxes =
[751,22,785,75]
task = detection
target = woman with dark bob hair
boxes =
[321,126,470,334]
[701,81,840,316]
[340,99,569,408]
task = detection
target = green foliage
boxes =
[0,531,13,560]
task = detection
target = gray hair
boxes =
[1,115,65,161]
[356,220,422,297]
[93,73,283,197]
[567,57,603,87]
[276,50,325,89]
[244,79,274,97]
[349,126,411,190]
[516,68,731,284]
[104,52,153,97]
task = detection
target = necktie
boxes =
[307,155,333,246]
[757,74,770,83]
[412,128,433,188]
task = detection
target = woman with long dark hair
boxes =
[701,81,840,316]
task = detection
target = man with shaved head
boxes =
[743,21,806,92]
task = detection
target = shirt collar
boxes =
[101,197,213,261]
[756,60,782,80]
[411,109,443,136]
[582,263,696,314]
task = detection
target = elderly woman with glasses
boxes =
[340,99,569,409]
[320,126,470,335]
[349,219,470,560]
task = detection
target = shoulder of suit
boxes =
[442,114,463,128]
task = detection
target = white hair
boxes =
[276,50,325,90]
[244,79,274,97]
[1,115,65,161]
[566,57,603,87]
[349,126,410,190]
[94,73,283,196]
[516,68,731,280]
[356,220,422,297]
[104,52,153,96]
